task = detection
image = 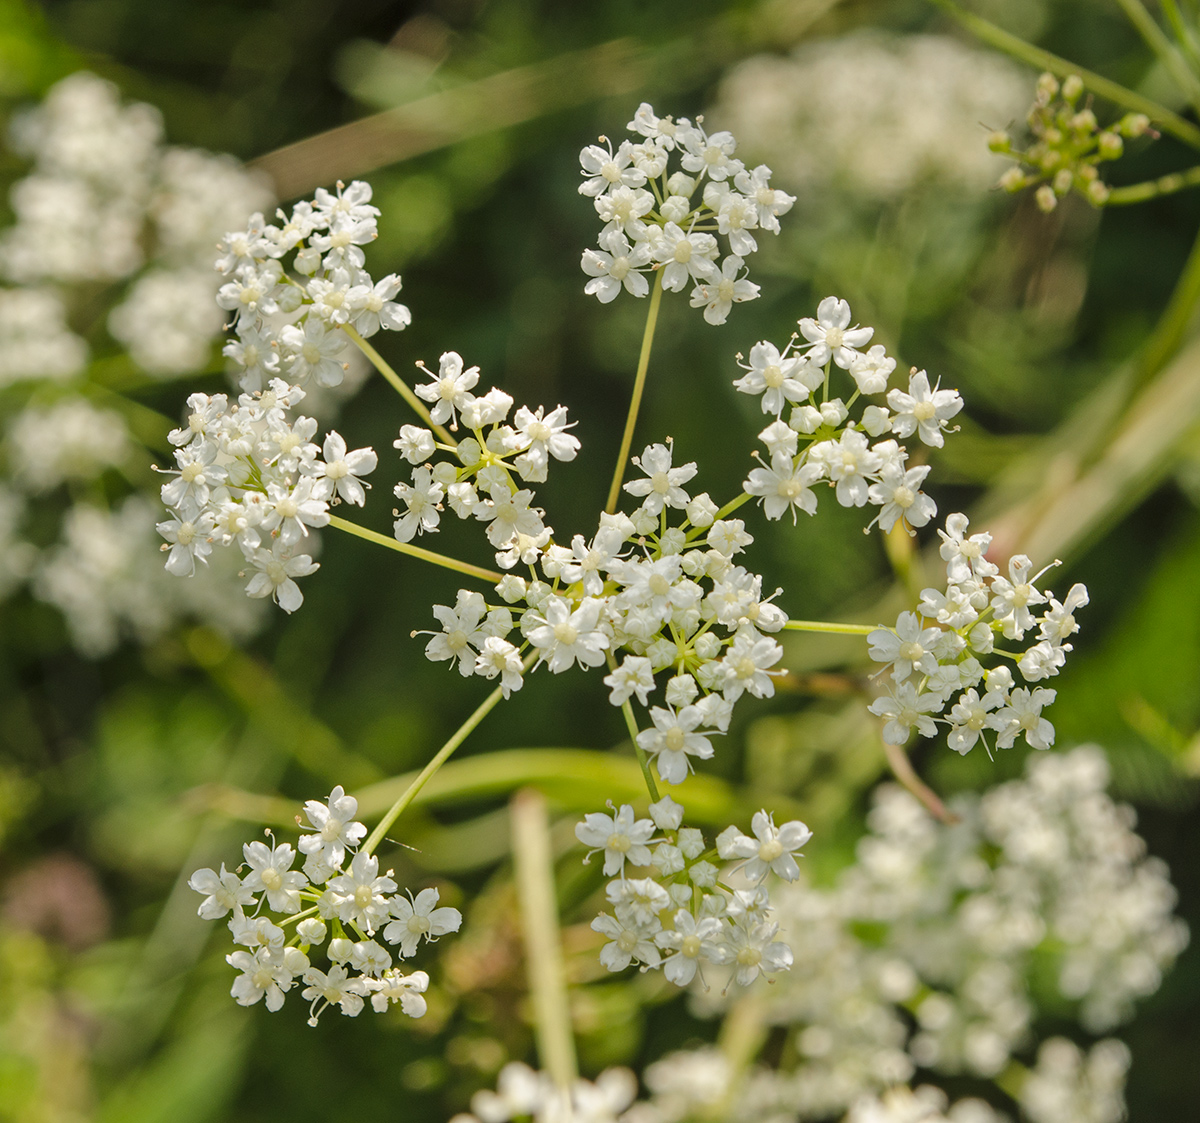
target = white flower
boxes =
[848,344,896,394]
[240,541,319,613]
[868,463,937,533]
[523,595,610,673]
[394,424,436,464]
[188,863,256,919]
[719,629,783,702]
[887,369,963,448]
[869,682,943,745]
[745,452,821,522]
[425,589,489,674]
[716,810,812,882]
[724,920,793,986]
[242,840,308,913]
[868,611,943,682]
[366,968,429,1016]
[414,351,480,429]
[798,296,874,368]
[474,636,525,697]
[394,467,444,543]
[382,887,463,957]
[298,785,367,870]
[474,484,545,549]
[947,688,1003,755]
[606,876,671,927]
[228,947,307,1011]
[301,964,368,1023]
[636,704,716,784]
[991,686,1057,750]
[603,655,655,706]
[689,254,759,325]
[812,429,882,508]
[327,851,398,934]
[655,911,730,985]
[316,431,376,506]
[652,222,719,292]
[592,912,663,972]
[579,138,646,197]
[938,512,998,582]
[576,804,656,877]
[582,233,653,302]
[156,512,215,576]
[733,340,820,415]
[624,443,698,514]
[512,404,580,481]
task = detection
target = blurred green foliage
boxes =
[3,0,1200,1120]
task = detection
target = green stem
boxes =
[712,490,753,524]
[620,698,661,802]
[362,660,532,855]
[1113,0,1200,115]
[328,514,503,583]
[511,789,578,1091]
[340,323,456,446]
[782,619,881,635]
[1163,0,1200,72]
[929,0,1200,149]
[1107,164,1200,205]
[1133,217,1200,386]
[605,271,665,513]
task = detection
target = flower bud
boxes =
[1097,131,1123,160]
[1035,185,1058,213]
[1061,74,1084,102]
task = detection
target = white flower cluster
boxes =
[735,297,961,532]
[578,797,808,988]
[671,749,1180,1121]
[0,289,87,386]
[867,513,1089,752]
[392,350,579,547]
[712,33,1028,200]
[157,380,377,612]
[842,1086,1007,1123]
[451,1062,637,1123]
[578,102,795,324]
[420,436,789,736]
[1018,1037,1130,1123]
[188,786,460,1026]
[214,179,410,393]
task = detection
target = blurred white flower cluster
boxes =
[452,1062,637,1123]
[0,71,286,654]
[676,747,1182,1120]
[711,34,1029,200]
[579,102,795,323]
[189,786,460,1025]
[579,796,809,989]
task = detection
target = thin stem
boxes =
[1163,0,1200,71]
[328,514,503,583]
[880,738,959,825]
[361,664,528,854]
[605,271,665,513]
[1107,164,1200,205]
[341,323,456,446]
[712,491,753,523]
[511,788,578,1092]
[782,619,881,636]
[620,698,661,802]
[1134,217,1200,386]
[1113,0,1200,115]
[929,0,1200,149]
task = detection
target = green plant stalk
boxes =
[328,514,503,583]
[361,659,534,854]
[511,788,578,1091]
[1113,0,1200,115]
[620,697,661,802]
[1107,164,1200,205]
[782,619,880,635]
[1163,0,1200,71]
[929,0,1200,149]
[605,270,665,513]
[341,322,456,445]
[1133,218,1200,387]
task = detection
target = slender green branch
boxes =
[1163,0,1200,71]
[782,619,881,636]
[362,659,533,854]
[511,789,578,1091]
[328,514,503,583]
[620,698,661,802]
[1114,0,1200,114]
[605,270,665,513]
[1134,218,1200,386]
[1107,164,1200,204]
[712,490,753,523]
[341,323,456,446]
[929,0,1200,149]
